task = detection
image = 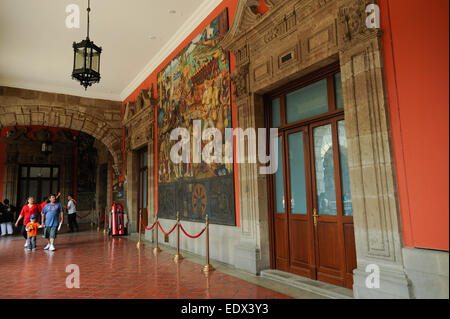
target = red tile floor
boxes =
[0,232,291,299]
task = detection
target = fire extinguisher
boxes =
[110,202,125,236]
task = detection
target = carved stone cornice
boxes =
[221,0,263,51]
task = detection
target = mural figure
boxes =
[157,10,235,225]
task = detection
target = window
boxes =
[270,70,344,128]
[18,165,60,206]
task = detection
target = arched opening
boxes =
[0,125,112,232]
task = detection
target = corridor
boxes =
[0,232,292,299]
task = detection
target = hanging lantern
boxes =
[72,0,102,90]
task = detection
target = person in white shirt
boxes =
[67,194,79,232]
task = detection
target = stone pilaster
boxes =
[337,0,411,298]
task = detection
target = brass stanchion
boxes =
[137,209,144,248]
[153,216,161,255]
[173,212,183,263]
[202,214,214,273]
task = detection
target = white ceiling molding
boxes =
[119,0,223,101]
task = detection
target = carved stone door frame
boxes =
[222,0,411,298]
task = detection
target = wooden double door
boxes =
[270,115,356,289]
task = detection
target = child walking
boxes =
[25,214,42,251]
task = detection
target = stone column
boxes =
[231,62,271,274]
[337,0,411,298]
[125,150,139,233]
[147,130,156,242]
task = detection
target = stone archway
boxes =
[0,86,123,175]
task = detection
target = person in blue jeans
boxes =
[41,194,64,251]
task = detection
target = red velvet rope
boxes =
[157,222,178,236]
[141,220,157,231]
[179,224,206,239]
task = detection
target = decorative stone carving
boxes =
[263,10,297,44]
[230,63,250,100]
[1,127,29,144]
[337,0,381,50]
[123,85,157,152]
[32,128,52,142]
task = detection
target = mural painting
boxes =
[157,9,235,225]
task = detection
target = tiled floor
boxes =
[0,232,291,299]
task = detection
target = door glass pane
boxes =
[338,121,353,216]
[286,79,328,123]
[28,180,38,202]
[52,167,59,178]
[275,136,285,213]
[335,72,344,109]
[30,167,50,178]
[21,167,28,177]
[41,180,51,202]
[313,124,337,216]
[272,98,281,127]
[288,132,307,214]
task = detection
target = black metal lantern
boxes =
[72,0,102,90]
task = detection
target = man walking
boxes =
[67,194,79,232]
[41,194,64,251]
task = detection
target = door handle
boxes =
[313,208,318,227]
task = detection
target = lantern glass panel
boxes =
[86,47,92,70]
[91,51,100,73]
[75,48,85,70]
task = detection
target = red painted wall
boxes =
[380,0,449,250]
[123,0,245,224]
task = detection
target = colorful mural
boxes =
[157,9,235,225]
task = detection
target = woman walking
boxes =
[15,196,40,248]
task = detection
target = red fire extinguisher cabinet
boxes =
[110,202,125,236]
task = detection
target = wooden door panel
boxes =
[316,222,341,271]
[343,223,357,275]
[275,216,289,271]
[289,218,310,265]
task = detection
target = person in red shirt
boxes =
[15,196,40,248]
